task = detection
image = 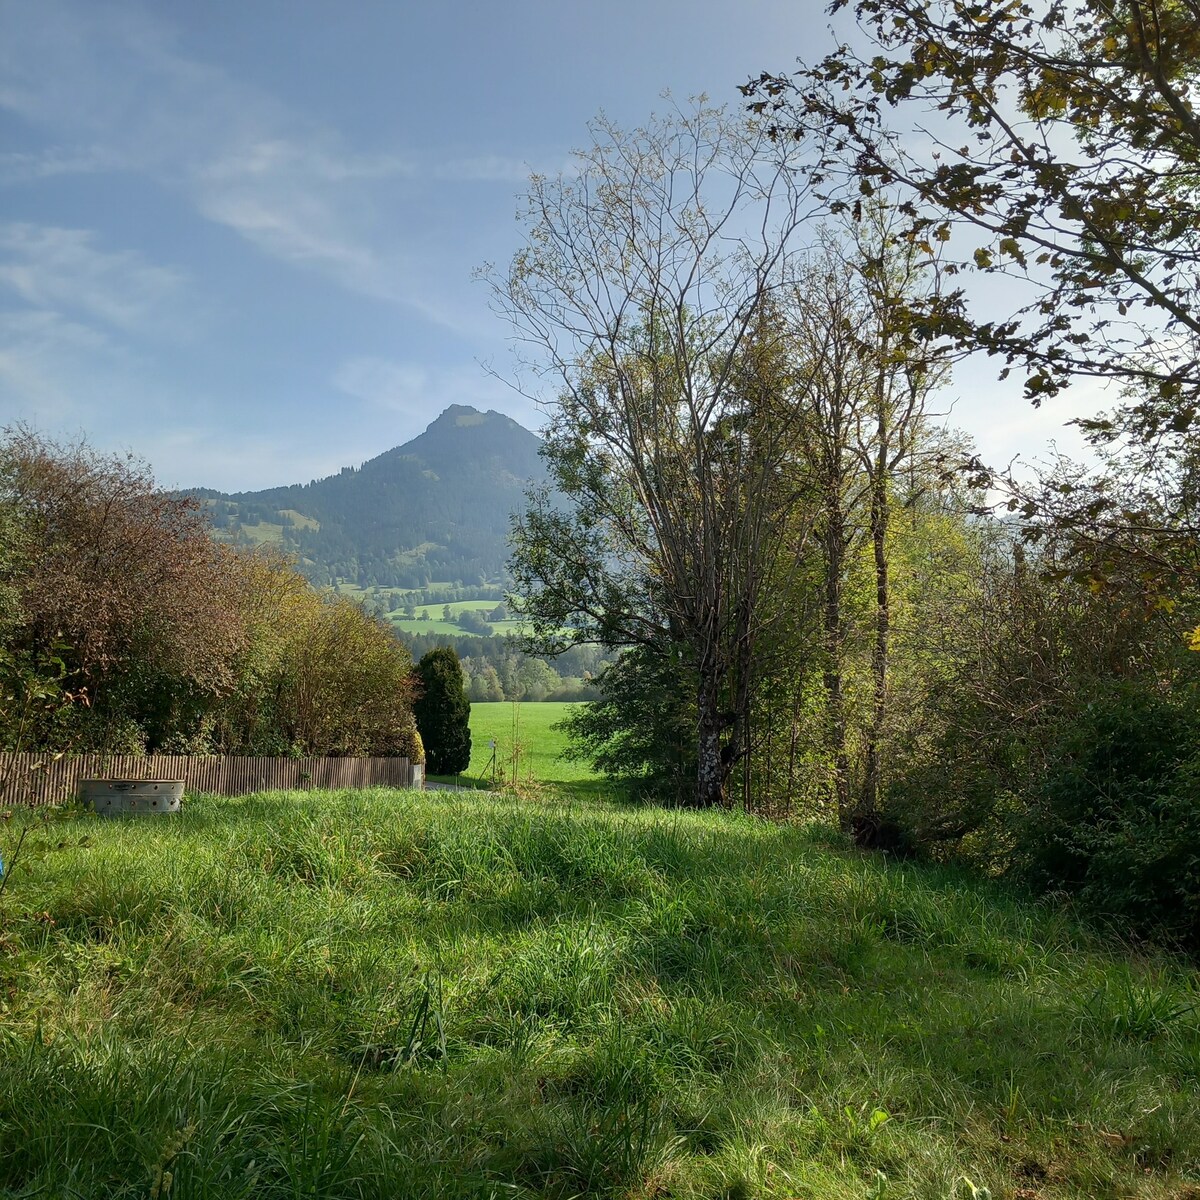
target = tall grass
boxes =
[0,789,1197,1197]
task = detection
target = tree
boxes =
[413,647,472,775]
[559,643,697,802]
[744,0,1200,428]
[0,432,422,761]
[0,429,245,752]
[771,213,947,834]
[494,101,818,807]
[262,584,419,759]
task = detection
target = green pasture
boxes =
[391,600,526,638]
[319,587,528,637]
[1,788,1198,1198]
[459,701,593,786]
[234,520,286,545]
[412,600,499,616]
[388,615,465,635]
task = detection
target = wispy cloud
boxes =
[0,3,531,331]
[431,154,563,183]
[0,222,190,335]
[0,144,128,185]
[333,355,539,430]
[195,187,399,299]
[0,308,140,427]
[0,1,548,486]
[0,309,360,491]
[197,139,416,186]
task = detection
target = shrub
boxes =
[1013,684,1200,950]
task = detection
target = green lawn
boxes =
[429,701,595,788]
[320,589,526,637]
[389,615,466,636]
[412,600,500,617]
[1,789,1198,1198]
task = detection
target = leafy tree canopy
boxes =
[744,0,1200,439]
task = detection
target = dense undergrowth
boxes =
[0,788,1198,1198]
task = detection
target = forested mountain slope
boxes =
[194,405,547,586]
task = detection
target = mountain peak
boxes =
[426,404,530,433]
[198,406,546,587]
[436,403,489,427]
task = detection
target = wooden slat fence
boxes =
[0,753,418,807]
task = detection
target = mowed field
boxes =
[458,701,595,785]
[390,603,526,637]
[2,788,1199,1198]
[392,598,526,637]
[334,588,527,637]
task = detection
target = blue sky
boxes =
[0,0,1092,491]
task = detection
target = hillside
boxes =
[196,405,548,587]
[2,789,1199,1199]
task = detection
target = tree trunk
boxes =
[696,665,727,808]
[860,473,890,831]
[822,503,852,829]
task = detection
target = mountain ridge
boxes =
[196,405,547,587]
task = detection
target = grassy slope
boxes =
[1,790,1198,1199]
[389,603,526,637]
[330,591,526,637]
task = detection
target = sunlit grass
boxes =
[0,789,1197,1198]
[458,701,592,786]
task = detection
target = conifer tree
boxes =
[413,647,471,775]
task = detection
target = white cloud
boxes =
[432,154,560,183]
[0,222,190,335]
[0,144,128,185]
[196,188,394,296]
[0,4,538,335]
[197,138,416,186]
[0,309,358,491]
[333,357,436,418]
[947,356,1111,482]
[0,308,141,428]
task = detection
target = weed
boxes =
[1081,973,1198,1041]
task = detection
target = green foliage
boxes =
[1016,683,1200,950]
[0,429,245,754]
[414,647,471,775]
[1,789,1199,1197]
[0,431,420,761]
[559,646,696,803]
[747,0,1200,417]
[498,104,816,808]
[883,520,1200,950]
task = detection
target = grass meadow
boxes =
[326,585,526,638]
[1,787,1199,1198]
[454,701,593,788]
[333,591,528,638]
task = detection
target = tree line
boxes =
[0,431,422,763]
[400,631,606,703]
[497,0,1200,952]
